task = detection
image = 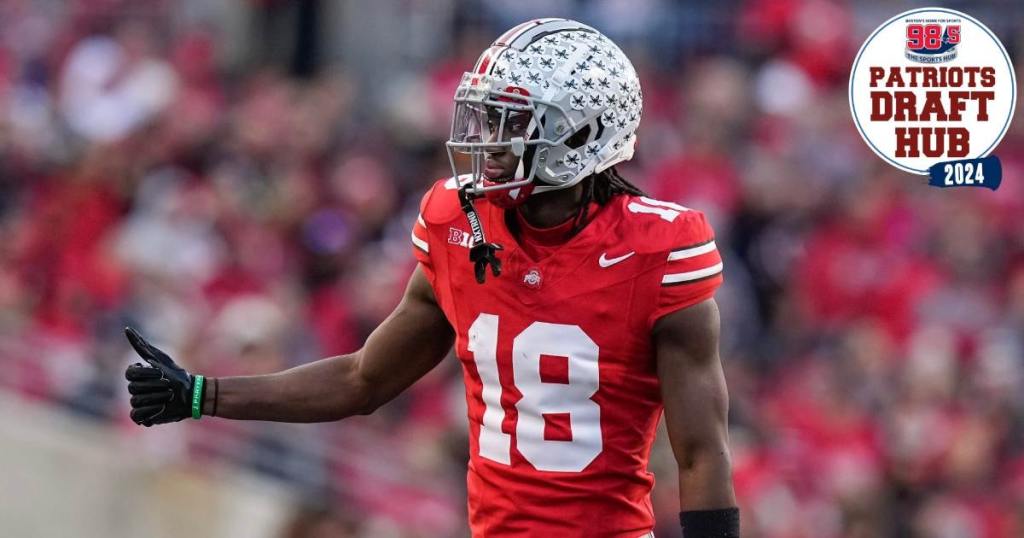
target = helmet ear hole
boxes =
[565,124,591,149]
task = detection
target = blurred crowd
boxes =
[2,1,1024,537]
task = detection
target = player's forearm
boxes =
[204,353,373,422]
[200,271,452,422]
[676,440,737,510]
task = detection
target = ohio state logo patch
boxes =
[522,268,542,289]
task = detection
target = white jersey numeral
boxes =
[468,314,602,472]
[627,197,689,222]
[467,314,511,464]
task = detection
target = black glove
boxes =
[124,327,203,426]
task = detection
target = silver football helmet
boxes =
[447,18,643,200]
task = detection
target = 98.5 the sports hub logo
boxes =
[850,8,1015,189]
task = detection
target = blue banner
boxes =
[928,156,1002,191]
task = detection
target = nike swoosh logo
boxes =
[599,251,635,268]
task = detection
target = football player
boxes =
[125,18,738,538]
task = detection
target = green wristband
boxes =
[191,375,205,420]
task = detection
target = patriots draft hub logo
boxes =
[850,8,1015,183]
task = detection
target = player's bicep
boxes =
[354,265,454,411]
[653,298,730,474]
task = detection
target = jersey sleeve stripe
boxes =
[662,262,723,285]
[667,239,717,261]
[411,230,429,253]
[417,214,426,227]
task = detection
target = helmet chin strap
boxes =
[457,184,503,284]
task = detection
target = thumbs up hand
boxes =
[124,327,204,426]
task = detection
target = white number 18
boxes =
[467,313,602,472]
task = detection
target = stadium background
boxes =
[1,0,1023,537]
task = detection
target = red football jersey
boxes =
[411,177,723,537]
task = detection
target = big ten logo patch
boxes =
[448,227,474,248]
[849,8,1015,188]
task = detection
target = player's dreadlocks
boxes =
[569,166,647,235]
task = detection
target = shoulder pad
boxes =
[615,196,715,255]
[418,176,472,226]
